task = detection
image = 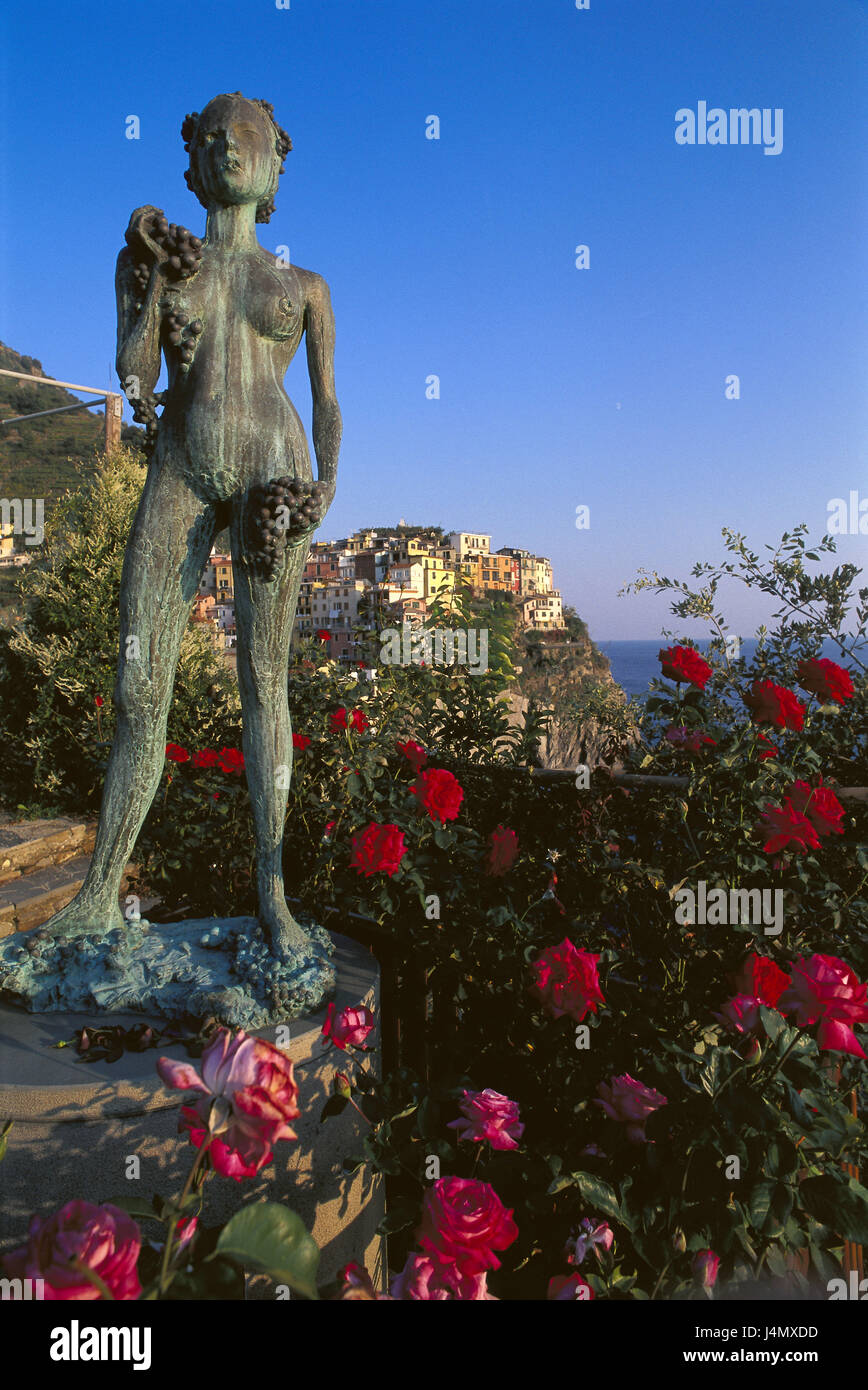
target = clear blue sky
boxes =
[1,0,866,638]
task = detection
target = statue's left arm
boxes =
[304,274,342,497]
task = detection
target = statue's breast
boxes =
[243,259,303,343]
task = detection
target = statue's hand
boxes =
[125,207,203,285]
[125,206,172,270]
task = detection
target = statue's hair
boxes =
[181,93,292,224]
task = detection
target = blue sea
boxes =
[597,638,861,702]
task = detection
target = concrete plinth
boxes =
[0,932,384,1296]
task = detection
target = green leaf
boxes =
[0,1120,12,1163]
[377,1199,419,1235]
[319,1095,349,1122]
[748,1180,776,1232]
[759,1005,785,1043]
[215,1203,320,1299]
[800,1176,868,1244]
[100,1194,160,1221]
[569,1171,622,1223]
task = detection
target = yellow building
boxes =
[471,553,519,593]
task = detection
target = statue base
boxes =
[0,916,336,1028]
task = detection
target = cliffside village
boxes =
[193,527,564,666]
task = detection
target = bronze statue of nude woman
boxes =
[42,91,341,969]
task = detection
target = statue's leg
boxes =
[231,512,309,958]
[41,463,217,938]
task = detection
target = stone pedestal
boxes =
[0,933,384,1296]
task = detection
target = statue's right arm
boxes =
[115,246,162,404]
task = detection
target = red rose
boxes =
[743,680,805,730]
[94,695,104,708]
[757,801,821,855]
[349,708,369,733]
[397,739,428,772]
[796,657,854,705]
[411,767,464,823]
[316,629,331,641]
[418,1177,518,1277]
[330,707,348,731]
[165,742,190,763]
[777,954,868,1059]
[786,781,845,838]
[530,938,605,1023]
[192,749,220,768]
[732,954,791,1007]
[292,732,311,751]
[216,746,245,774]
[351,822,407,877]
[484,825,519,876]
[658,645,712,689]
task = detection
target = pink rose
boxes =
[594,1073,668,1143]
[447,1089,524,1151]
[713,994,764,1036]
[530,938,605,1023]
[418,1177,518,1276]
[157,1028,300,1179]
[1,1201,141,1300]
[548,1272,595,1300]
[390,1249,496,1300]
[321,1001,375,1050]
[777,954,868,1058]
[565,1218,613,1266]
[692,1249,720,1288]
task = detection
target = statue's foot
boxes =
[37,892,126,942]
[258,897,311,959]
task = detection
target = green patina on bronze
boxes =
[37,92,341,996]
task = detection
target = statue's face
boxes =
[193,97,277,209]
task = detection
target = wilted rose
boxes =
[484,825,519,876]
[565,1219,613,1266]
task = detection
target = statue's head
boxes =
[181,92,292,224]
